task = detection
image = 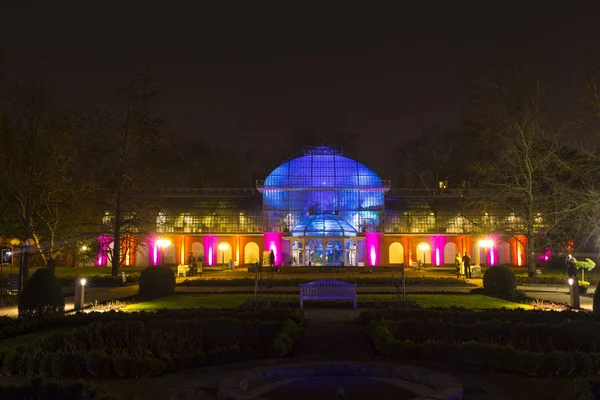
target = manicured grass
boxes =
[29,266,149,278]
[123,294,251,310]
[123,293,531,311]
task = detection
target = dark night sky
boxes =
[2,1,600,176]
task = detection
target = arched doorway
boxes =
[444,242,458,266]
[191,242,204,263]
[325,240,343,265]
[346,240,357,266]
[306,240,323,266]
[416,242,431,265]
[498,242,510,265]
[389,242,404,264]
[244,242,259,264]
[291,241,303,266]
[217,242,232,265]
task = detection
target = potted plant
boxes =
[578,280,591,295]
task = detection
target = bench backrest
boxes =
[299,279,356,294]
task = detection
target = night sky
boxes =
[2,1,600,176]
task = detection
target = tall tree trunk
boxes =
[23,195,32,281]
[111,185,122,277]
[526,225,535,278]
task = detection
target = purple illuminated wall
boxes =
[432,236,447,266]
[203,236,218,266]
[96,235,112,267]
[365,232,382,266]
[264,232,284,266]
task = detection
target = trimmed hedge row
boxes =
[56,274,139,288]
[0,308,303,341]
[378,318,600,353]
[180,276,468,287]
[0,377,117,400]
[359,308,597,325]
[0,317,302,378]
[369,322,600,376]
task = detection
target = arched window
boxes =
[444,242,458,266]
[191,242,204,263]
[306,240,323,266]
[498,242,510,265]
[416,242,431,265]
[346,240,357,266]
[389,242,404,264]
[217,242,232,265]
[326,241,343,266]
[291,241,303,266]
[244,242,259,264]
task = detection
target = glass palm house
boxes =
[96,146,530,269]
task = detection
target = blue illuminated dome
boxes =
[291,213,358,237]
[264,146,385,189]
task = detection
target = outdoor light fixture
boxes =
[155,239,172,266]
[568,277,574,286]
[417,243,430,266]
[80,278,87,286]
[81,245,88,251]
[218,242,228,265]
[478,239,494,248]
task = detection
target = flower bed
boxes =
[0,311,303,378]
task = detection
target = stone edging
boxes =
[218,361,463,400]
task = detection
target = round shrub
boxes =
[18,268,64,319]
[483,265,517,298]
[138,266,175,299]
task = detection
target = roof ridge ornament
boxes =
[303,146,343,156]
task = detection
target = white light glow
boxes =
[80,278,87,286]
[568,278,574,286]
[155,239,172,249]
[418,243,430,251]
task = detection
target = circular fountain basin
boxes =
[218,361,463,400]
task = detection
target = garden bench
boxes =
[299,279,357,309]
[177,264,190,277]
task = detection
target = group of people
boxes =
[187,252,203,276]
[454,252,472,279]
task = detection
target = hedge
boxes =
[0,316,302,378]
[368,321,600,376]
[180,276,468,287]
[377,318,600,353]
[0,377,118,400]
[359,308,598,325]
[0,307,303,342]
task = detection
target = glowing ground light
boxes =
[370,246,376,266]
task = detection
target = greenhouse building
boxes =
[97,146,528,268]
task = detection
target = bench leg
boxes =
[353,297,357,309]
[300,297,303,309]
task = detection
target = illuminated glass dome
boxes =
[264,146,384,189]
[291,213,358,237]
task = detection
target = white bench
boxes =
[299,280,357,309]
[177,264,190,277]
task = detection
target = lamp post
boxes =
[155,239,172,266]
[9,237,35,294]
[219,243,228,265]
[417,243,430,268]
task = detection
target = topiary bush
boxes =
[482,265,517,299]
[138,266,175,300]
[18,268,65,319]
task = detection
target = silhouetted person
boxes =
[269,250,276,271]
[566,254,577,280]
[463,253,471,279]
[454,252,462,278]
[187,252,196,276]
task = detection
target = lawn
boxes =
[123,293,531,311]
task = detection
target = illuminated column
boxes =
[180,236,186,265]
[96,235,111,267]
[264,232,284,266]
[365,232,383,267]
[149,237,158,266]
[202,236,218,266]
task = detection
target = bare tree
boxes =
[89,70,173,276]
[0,81,82,276]
[469,65,580,277]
